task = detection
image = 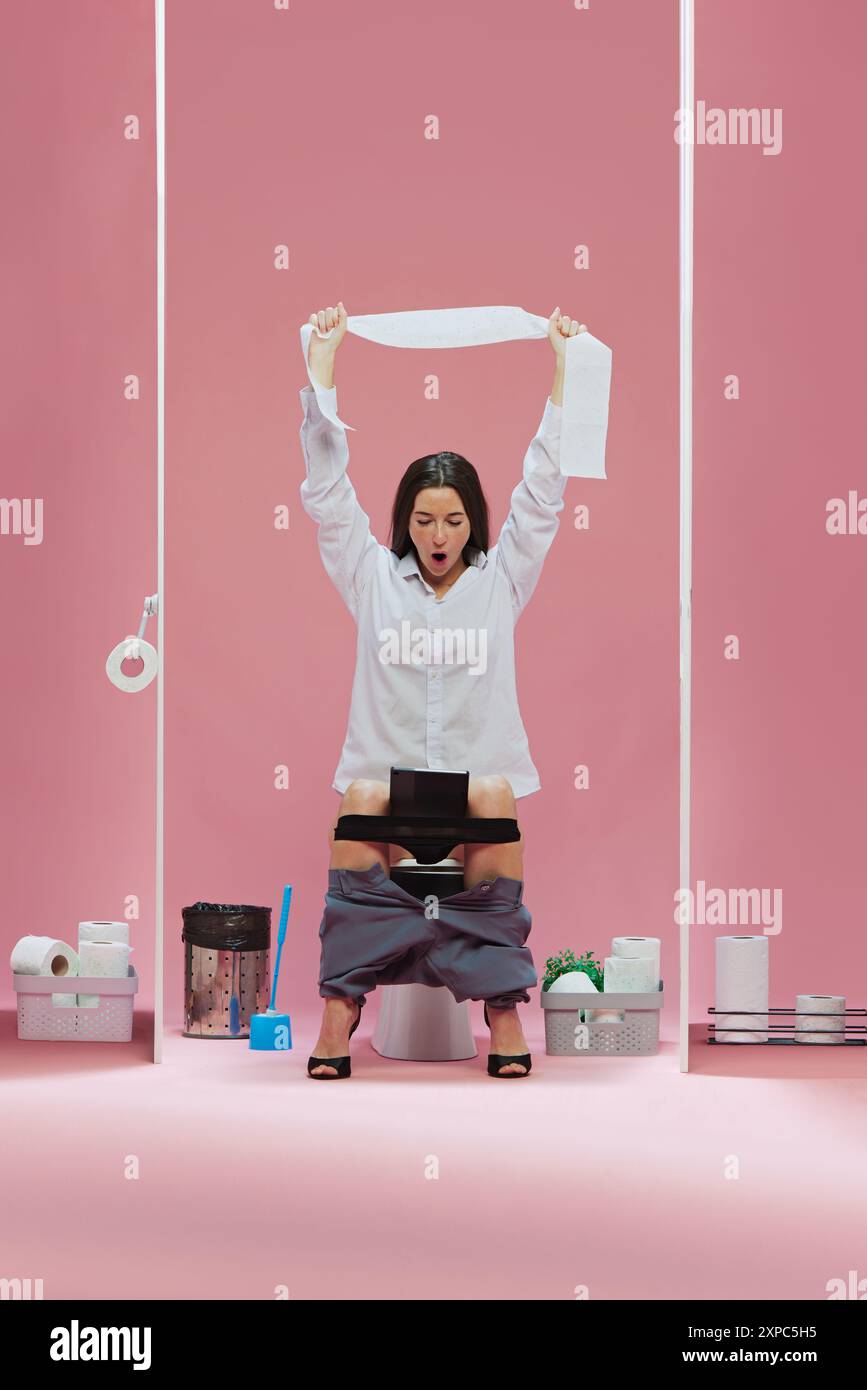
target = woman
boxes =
[300,301,586,1078]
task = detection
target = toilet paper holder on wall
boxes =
[707,1004,866,1044]
[105,593,159,693]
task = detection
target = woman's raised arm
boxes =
[493,311,587,617]
[298,303,380,618]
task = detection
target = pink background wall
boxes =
[4,0,862,1049]
[1,2,156,1015]
[691,0,867,1027]
[163,0,679,1033]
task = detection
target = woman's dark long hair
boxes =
[389,452,490,562]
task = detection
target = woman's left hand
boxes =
[548,306,588,359]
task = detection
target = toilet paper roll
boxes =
[547,971,599,994]
[301,307,613,479]
[77,940,132,1008]
[715,935,769,1043]
[10,935,79,1008]
[604,954,657,992]
[611,937,661,986]
[78,921,130,945]
[585,953,655,1023]
[794,995,846,1045]
[105,635,158,692]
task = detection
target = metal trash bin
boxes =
[182,901,271,1038]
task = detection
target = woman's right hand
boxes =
[307,303,348,386]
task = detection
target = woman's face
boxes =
[409,486,471,581]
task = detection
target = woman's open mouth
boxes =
[430,552,448,567]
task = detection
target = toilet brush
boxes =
[249,884,293,1051]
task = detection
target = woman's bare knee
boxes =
[339,778,390,816]
[467,774,516,818]
[328,779,392,870]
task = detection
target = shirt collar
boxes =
[396,546,488,580]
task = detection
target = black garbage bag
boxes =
[181,901,271,951]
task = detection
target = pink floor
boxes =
[4,1008,865,1302]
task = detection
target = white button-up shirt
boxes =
[298,383,566,798]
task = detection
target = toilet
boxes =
[371,857,477,1061]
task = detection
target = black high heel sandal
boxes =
[483,1002,532,1078]
[307,997,364,1079]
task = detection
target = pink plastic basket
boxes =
[14,967,138,1041]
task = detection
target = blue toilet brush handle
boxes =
[269,884,292,1013]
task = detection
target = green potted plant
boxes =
[542,948,604,992]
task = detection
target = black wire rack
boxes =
[707,1005,867,1044]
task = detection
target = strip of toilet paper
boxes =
[77,941,132,1008]
[10,935,79,1008]
[715,935,769,1043]
[78,921,130,945]
[794,994,846,1045]
[300,306,613,479]
[611,936,661,987]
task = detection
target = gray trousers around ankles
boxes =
[318,861,537,1009]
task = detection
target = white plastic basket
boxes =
[14,967,138,1042]
[541,980,664,1055]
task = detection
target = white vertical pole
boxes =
[153,0,165,1063]
[678,0,694,1073]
